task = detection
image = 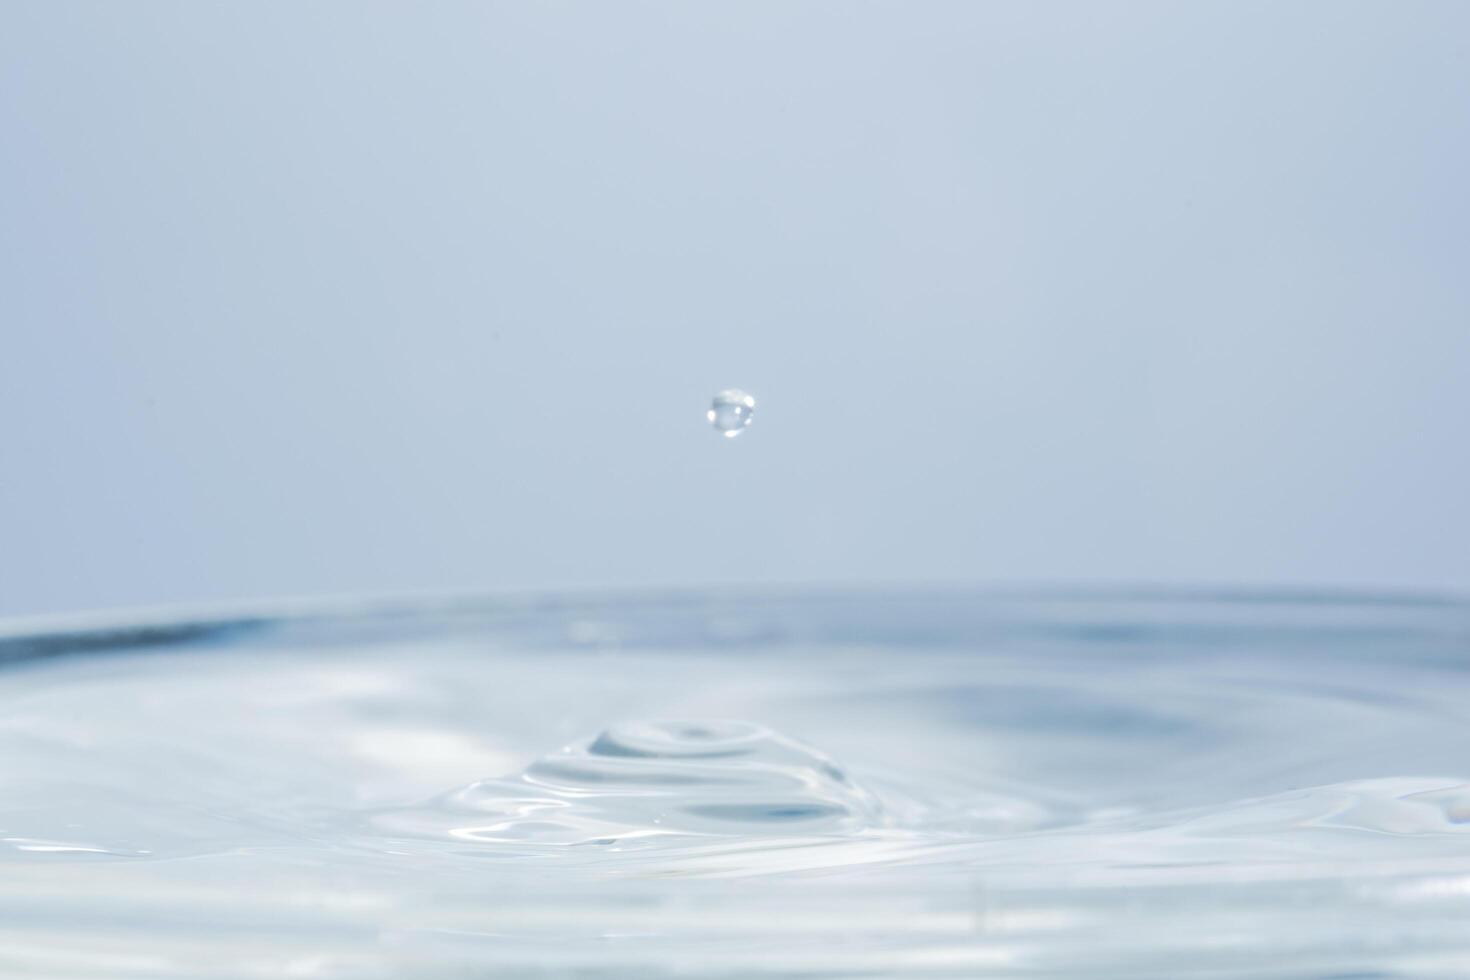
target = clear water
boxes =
[1,591,1468,978]
[707,388,756,437]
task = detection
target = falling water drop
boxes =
[707,389,756,438]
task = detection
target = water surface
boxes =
[0,591,1467,977]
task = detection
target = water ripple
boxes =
[376,720,884,847]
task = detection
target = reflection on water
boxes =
[0,591,1468,976]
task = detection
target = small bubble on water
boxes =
[707,389,756,438]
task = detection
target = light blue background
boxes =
[2,2,1467,617]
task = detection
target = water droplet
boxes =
[707,389,756,438]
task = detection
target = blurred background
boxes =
[1,1,1467,618]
